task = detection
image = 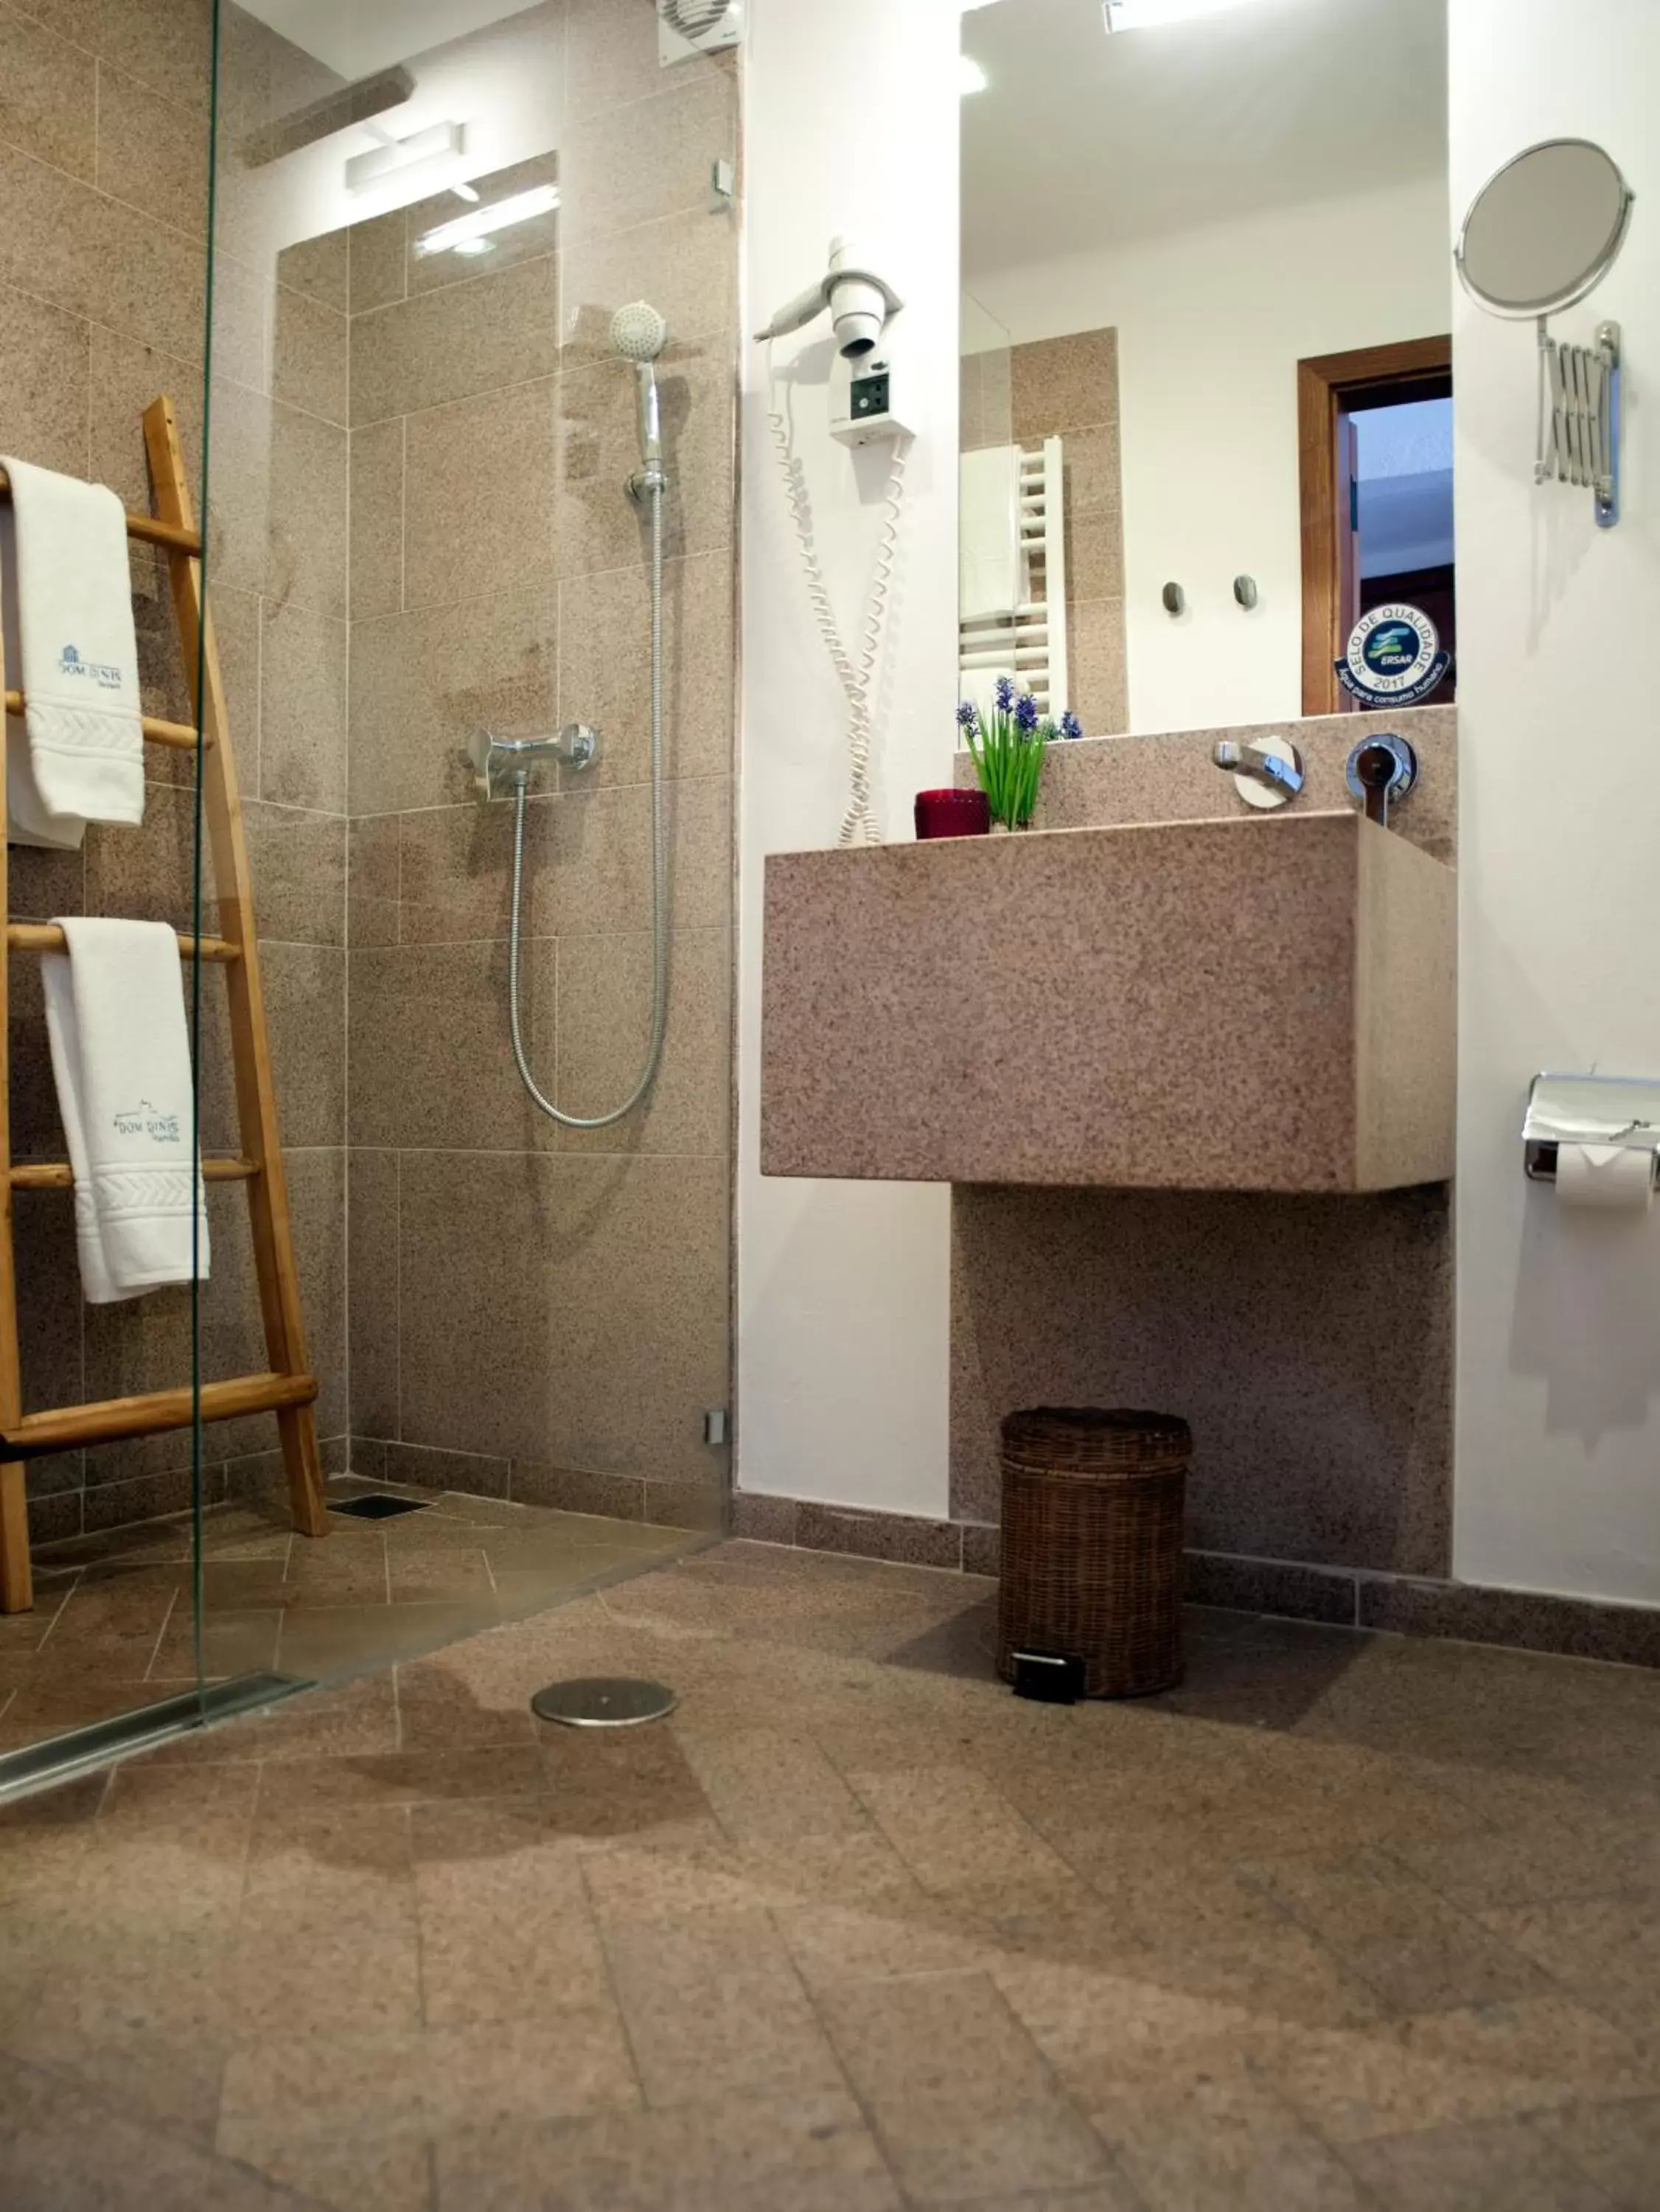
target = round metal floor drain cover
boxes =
[530,1677,679,1729]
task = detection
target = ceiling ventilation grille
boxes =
[659,0,742,61]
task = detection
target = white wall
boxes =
[969,176,1451,733]
[1452,0,1660,1603]
[736,0,960,1515]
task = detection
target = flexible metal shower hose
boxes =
[506,479,669,1127]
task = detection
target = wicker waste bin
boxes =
[997,1407,1190,1699]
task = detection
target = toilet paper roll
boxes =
[1555,1141,1655,1214]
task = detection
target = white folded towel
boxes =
[1,456,144,850]
[40,918,209,1304]
[958,444,1023,622]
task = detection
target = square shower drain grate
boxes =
[328,1492,433,1522]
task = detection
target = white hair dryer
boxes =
[754,236,904,360]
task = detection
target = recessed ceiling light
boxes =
[1104,0,1288,28]
[960,54,988,93]
[413,184,560,258]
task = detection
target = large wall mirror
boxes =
[959,0,1452,737]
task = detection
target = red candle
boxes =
[914,787,991,839]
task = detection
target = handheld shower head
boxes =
[609,301,670,493]
[608,299,669,363]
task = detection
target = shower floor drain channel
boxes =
[328,1493,433,1521]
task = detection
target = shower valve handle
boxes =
[466,724,599,803]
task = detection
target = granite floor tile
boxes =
[1244,1844,1550,2014]
[1533,2094,1660,2207]
[412,1800,612,2026]
[1093,2065,1370,2211]
[16,1545,1660,2208]
[817,1969,1112,2203]
[1266,1999,1658,2144]
[1342,2113,1619,2211]
[604,1905,843,2107]
[435,2089,902,2212]
[1478,1894,1660,2035]
[848,1761,1083,1898]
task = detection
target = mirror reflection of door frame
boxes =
[1297,335,1452,713]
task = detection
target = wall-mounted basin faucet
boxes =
[1345,733,1418,830]
[1213,737,1304,810]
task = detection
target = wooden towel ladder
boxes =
[0,395,327,1613]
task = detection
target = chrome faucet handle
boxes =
[1346,733,1417,830]
[465,723,600,803]
[1213,737,1305,809]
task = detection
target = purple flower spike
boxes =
[956,700,978,728]
[1014,692,1040,732]
[994,674,1016,712]
[1060,711,1083,740]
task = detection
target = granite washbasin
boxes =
[760,810,1454,1192]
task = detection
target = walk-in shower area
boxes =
[1,0,736,1771]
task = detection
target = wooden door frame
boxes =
[1297,335,1452,714]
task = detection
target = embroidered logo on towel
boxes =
[112,1098,183,1145]
[57,642,125,692]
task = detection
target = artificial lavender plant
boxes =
[957,678,1083,830]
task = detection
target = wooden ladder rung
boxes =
[5,1370,318,1458]
[6,922,240,963]
[10,1155,257,1192]
[2,689,206,751]
[0,465,201,556]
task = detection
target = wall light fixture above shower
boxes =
[413,184,561,259]
[1103,0,1295,29]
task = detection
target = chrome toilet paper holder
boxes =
[1522,1071,1660,1186]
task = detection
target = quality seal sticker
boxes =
[1336,602,1451,707]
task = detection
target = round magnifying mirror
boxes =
[1457,139,1633,319]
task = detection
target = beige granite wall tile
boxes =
[243,803,346,947]
[560,207,735,372]
[1011,328,1119,442]
[27,0,214,114]
[262,943,346,1149]
[349,209,407,316]
[347,589,557,815]
[556,358,733,580]
[559,73,736,242]
[396,803,515,947]
[259,601,346,813]
[338,13,736,1517]
[557,550,734,788]
[0,3,97,178]
[346,1149,398,1439]
[346,816,400,948]
[350,256,558,429]
[959,354,983,453]
[565,0,726,113]
[402,377,557,610]
[88,327,199,509]
[278,229,348,316]
[94,60,208,236]
[0,282,90,475]
[0,0,356,1562]
[548,926,732,1157]
[0,142,205,361]
[271,283,349,425]
[1070,596,1129,736]
[1007,705,1459,862]
[347,417,403,620]
[951,1182,1453,1575]
[348,942,541,1153]
[397,1150,729,1482]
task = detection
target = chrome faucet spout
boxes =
[1213,739,1305,799]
